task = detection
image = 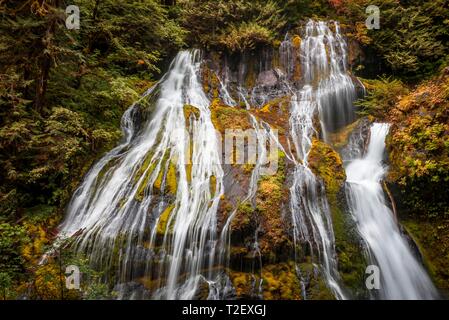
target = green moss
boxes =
[134,151,155,182]
[231,201,254,232]
[185,163,192,183]
[308,277,335,300]
[308,139,346,201]
[331,205,368,297]
[255,150,291,259]
[134,152,158,202]
[402,218,449,292]
[261,262,301,300]
[297,262,335,300]
[134,150,177,201]
[210,101,252,133]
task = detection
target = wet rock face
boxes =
[308,139,346,198]
[199,50,299,295]
[198,35,363,298]
[339,117,373,162]
[257,69,278,87]
[201,49,295,108]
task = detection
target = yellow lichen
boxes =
[135,157,158,202]
[185,163,192,183]
[166,162,177,194]
[183,104,201,123]
[308,139,346,200]
[209,175,216,197]
[157,204,175,236]
[260,104,271,113]
[292,35,302,49]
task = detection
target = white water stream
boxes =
[345,123,438,299]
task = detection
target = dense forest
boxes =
[0,0,448,300]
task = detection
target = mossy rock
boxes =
[328,119,362,150]
[331,204,369,298]
[166,162,177,195]
[210,100,252,133]
[255,151,292,261]
[153,156,177,196]
[307,139,368,297]
[201,64,220,99]
[297,262,335,300]
[402,217,449,294]
[157,204,175,236]
[183,105,201,125]
[261,262,301,300]
[209,175,217,197]
[228,271,255,298]
[228,262,301,300]
[134,149,177,202]
[254,96,290,130]
[230,202,255,237]
[308,139,346,200]
[134,152,158,202]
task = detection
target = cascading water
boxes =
[215,69,283,299]
[344,123,439,299]
[59,50,225,300]
[301,20,357,140]
[204,19,359,300]
[286,20,362,300]
[55,18,434,301]
[288,88,345,300]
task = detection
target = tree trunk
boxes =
[34,1,60,113]
[93,0,101,21]
[34,55,51,113]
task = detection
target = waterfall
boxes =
[301,20,357,140]
[288,88,345,300]
[59,50,225,300]
[54,18,436,301]
[286,20,362,300]
[344,123,438,299]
